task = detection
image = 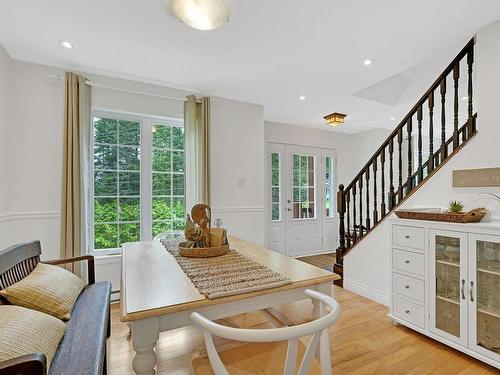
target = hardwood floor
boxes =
[108,284,497,374]
[297,253,335,269]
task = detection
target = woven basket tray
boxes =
[394,208,487,223]
[178,243,230,258]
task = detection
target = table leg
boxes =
[131,318,160,375]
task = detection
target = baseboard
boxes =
[343,278,390,306]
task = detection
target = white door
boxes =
[468,233,500,363]
[267,143,337,257]
[429,229,468,347]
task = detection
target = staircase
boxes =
[334,38,477,287]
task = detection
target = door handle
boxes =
[470,281,474,302]
[461,279,465,300]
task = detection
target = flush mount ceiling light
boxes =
[166,0,230,31]
[324,112,347,127]
[61,41,73,49]
[363,59,373,66]
[299,95,306,101]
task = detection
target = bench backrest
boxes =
[0,241,41,291]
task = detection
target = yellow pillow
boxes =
[0,263,84,320]
[0,305,66,368]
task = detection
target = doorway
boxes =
[267,143,337,257]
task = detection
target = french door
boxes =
[267,143,336,257]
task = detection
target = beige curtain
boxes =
[184,95,211,212]
[60,72,91,275]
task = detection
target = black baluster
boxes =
[365,167,370,231]
[417,104,423,182]
[373,158,378,224]
[440,77,447,162]
[428,91,435,174]
[407,117,413,194]
[359,178,363,238]
[389,138,395,210]
[398,128,403,202]
[352,184,357,243]
[467,46,474,136]
[346,189,351,248]
[453,63,460,150]
[336,184,346,282]
[381,146,386,217]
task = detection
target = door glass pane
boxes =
[476,240,500,354]
[292,153,315,219]
[325,156,334,218]
[151,123,185,237]
[93,116,141,251]
[270,152,281,221]
[435,235,461,337]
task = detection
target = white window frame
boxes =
[89,109,183,256]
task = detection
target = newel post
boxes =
[334,184,346,286]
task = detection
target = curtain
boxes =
[184,95,211,212]
[60,72,91,275]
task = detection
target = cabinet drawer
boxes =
[393,225,425,250]
[393,249,425,276]
[394,272,425,302]
[394,296,425,328]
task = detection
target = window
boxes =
[325,156,334,218]
[270,152,281,221]
[151,123,185,237]
[292,154,315,219]
[91,112,184,253]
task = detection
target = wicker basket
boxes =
[394,208,487,223]
[178,243,230,258]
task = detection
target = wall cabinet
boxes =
[391,220,500,369]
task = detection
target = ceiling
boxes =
[1,0,499,134]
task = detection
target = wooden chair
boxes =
[190,289,341,375]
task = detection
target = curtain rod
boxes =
[84,80,201,103]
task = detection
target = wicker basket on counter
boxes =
[178,243,230,258]
[394,208,487,223]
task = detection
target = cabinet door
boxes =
[429,229,468,346]
[468,234,500,363]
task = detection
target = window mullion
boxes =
[141,118,153,241]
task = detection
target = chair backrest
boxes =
[0,241,41,291]
[191,289,341,375]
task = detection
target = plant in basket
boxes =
[448,200,465,213]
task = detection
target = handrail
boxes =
[345,37,475,192]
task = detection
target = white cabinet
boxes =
[390,219,500,369]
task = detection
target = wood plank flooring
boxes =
[297,253,335,269]
[108,254,497,374]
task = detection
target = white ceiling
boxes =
[1,0,499,134]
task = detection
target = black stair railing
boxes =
[334,38,477,287]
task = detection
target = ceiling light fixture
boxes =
[324,112,347,127]
[61,41,73,49]
[299,95,306,101]
[363,59,373,66]
[166,0,230,31]
[391,117,396,121]
[461,96,468,101]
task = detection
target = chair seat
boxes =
[192,340,322,375]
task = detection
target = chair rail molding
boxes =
[211,206,265,213]
[0,211,60,223]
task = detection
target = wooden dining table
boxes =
[120,236,339,375]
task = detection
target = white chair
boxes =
[190,289,341,375]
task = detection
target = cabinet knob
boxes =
[404,235,410,239]
[404,260,410,264]
[405,285,410,289]
[405,310,410,314]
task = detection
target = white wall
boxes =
[345,20,500,305]
[0,45,11,215]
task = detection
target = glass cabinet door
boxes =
[469,234,500,362]
[430,230,468,346]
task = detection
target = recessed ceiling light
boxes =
[363,59,373,66]
[299,95,306,101]
[461,96,468,101]
[390,117,396,121]
[61,41,73,49]
[166,0,230,31]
